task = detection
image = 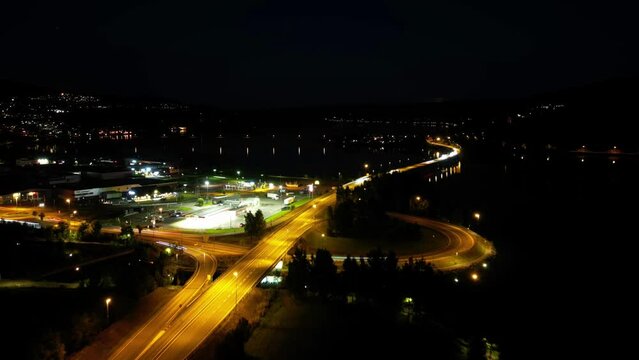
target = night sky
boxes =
[1,0,637,107]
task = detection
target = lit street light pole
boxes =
[204,180,209,202]
[105,297,112,323]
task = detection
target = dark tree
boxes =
[244,211,255,234]
[39,211,45,221]
[77,222,90,240]
[50,221,70,241]
[91,220,102,237]
[120,225,135,244]
[467,336,488,360]
[68,313,100,352]
[136,224,144,235]
[32,331,65,360]
[342,255,360,292]
[244,209,266,239]
[216,317,252,359]
[310,248,337,296]
[326,205,336,235]
[333,199,355,235]
[287,246,310,295]
[254,209,266,235]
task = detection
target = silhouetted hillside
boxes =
[0,79,51,98]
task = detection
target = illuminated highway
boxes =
[334,139,494,270]
[106,232,217,360]
[386,212,495,270]
[102,227,249,257]
[107,138,488,359]
[109,193,333,360]
[343,138,460,189]
[6,137,491,359]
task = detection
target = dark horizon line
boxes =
[1,75,638,112]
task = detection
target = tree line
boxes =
[287,245,447,306]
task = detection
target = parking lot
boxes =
[118,193,309,231]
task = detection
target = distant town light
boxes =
[37,158,49,165]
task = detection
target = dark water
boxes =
[429,144,638,358]
[75,132,432,180]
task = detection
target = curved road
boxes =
[79,137,491,359]
[387,212,495,270]
[106,232,217,360]
[339,139,495,270]
[113,194,332,360]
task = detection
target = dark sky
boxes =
[1,0,637,107]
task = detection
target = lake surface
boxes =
[426,143,638,358]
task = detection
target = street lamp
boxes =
[13,192,20,207]
[66,198,71,209]
[105,298,112,323]
[233,271,238,312]
[204,180,209,202]
[469,212,481,230]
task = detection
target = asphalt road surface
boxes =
[109,193,333,360]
